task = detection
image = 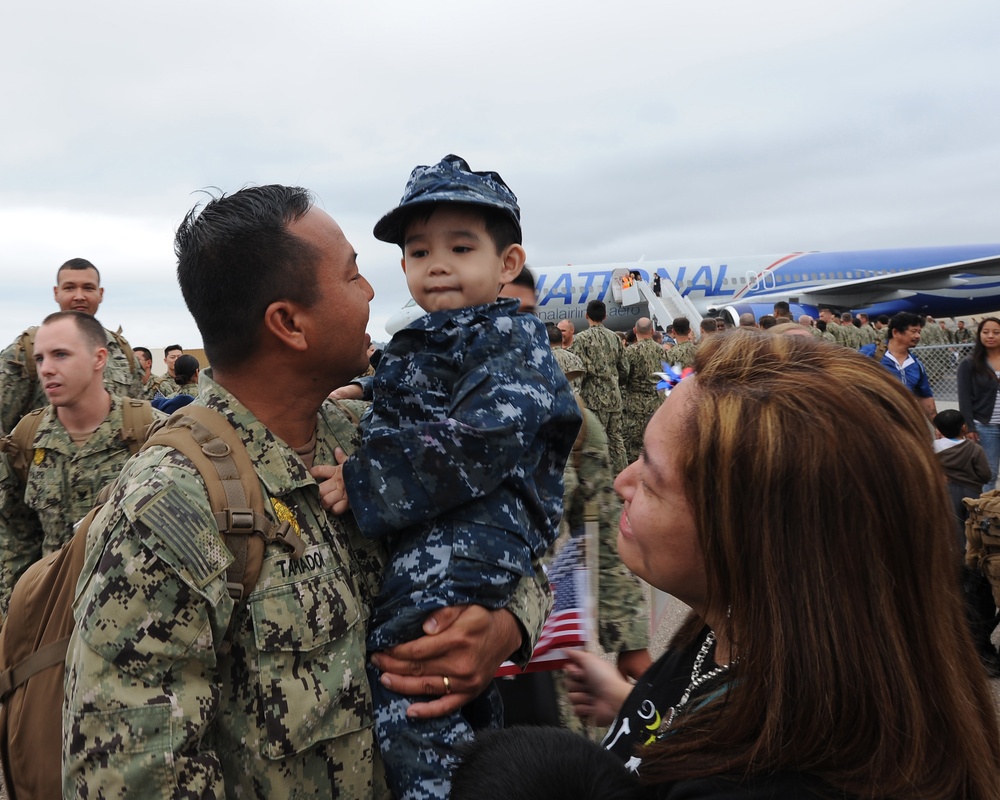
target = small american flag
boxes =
[495,536,590,677]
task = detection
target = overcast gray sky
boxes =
[2,0,997,348]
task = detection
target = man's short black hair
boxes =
[933,409,966,440]
[164,344,183,356]
[889,311,922,337]
[672,316,690,336]
[175,185,317,370]
[586,300,607,322]
[700,317,718,333]
[773,300,790,315]
[133,346,152,362]
[545,323,563,345]
[56,258,100,283]
[397,203,521,254]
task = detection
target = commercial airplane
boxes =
[384,244,1000,334]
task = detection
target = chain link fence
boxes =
[911,343,973,404]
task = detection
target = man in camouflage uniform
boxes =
[955,319,974,344]
[664,316,697,370]
[547,323,584,391]
[838,312,863,349]
[557,319,575,348]
[920,315,945,346]
[133,346,153,385]
[150,343,184,397]
[818,307,843,345]
[856,313,880,346]
[620,317,664,466]
[552,400,652,731]
[63,185,550,800]
[0,258,148,435]
[0,311,163,617]
[571,299,628,475]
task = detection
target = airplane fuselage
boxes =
[384,244,1000,334]
[532,245,1000,331]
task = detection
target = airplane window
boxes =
[836,272,843,279]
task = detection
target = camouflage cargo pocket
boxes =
[250,568,371,759]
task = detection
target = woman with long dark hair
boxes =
[457,330,1000,799]
[958,317,1000,491]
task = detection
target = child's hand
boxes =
[311,448,352,515]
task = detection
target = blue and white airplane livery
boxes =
[385,244,1000,333]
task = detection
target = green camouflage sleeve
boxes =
[0,456,44,619]
[504,561,553,666]
[0,337,32,437]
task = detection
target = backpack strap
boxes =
[0,639,69,701]
[17,326,38,382]
[118,398,155,455]
[109,327,138,376]
[142,405,304,653]
[0,408,47,486]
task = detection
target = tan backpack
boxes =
[0,405,303,800]
[965,489,1000,607]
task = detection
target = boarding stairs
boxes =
[611,268,703,331]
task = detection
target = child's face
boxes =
[401,207,524,314]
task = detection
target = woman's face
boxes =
[614,378,707,613]
[979,320,1000,350]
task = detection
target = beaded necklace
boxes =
[661,631,731,733]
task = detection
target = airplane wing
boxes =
[757,252,1000,308]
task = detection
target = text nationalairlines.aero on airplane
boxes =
[384,244,1000,335]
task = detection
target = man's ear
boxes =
[496,244,527,286]
[263,300,309,352]
[94,347,108,373]
[400,256,407,275]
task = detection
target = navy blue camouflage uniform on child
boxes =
[342,155,581,800]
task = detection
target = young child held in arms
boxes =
[320,154,581,800]
[933,408,992,551]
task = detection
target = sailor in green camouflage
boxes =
[0,311,165,618]
[620,318,665,466]
[555,401,651,729]
[62,186,550,800]
[546,324,584,391]
[0,258,148,435]
[63,375,387,799]
[0,392,164,617]
[570,300,628,475]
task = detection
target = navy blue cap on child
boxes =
[373,154,521,246]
